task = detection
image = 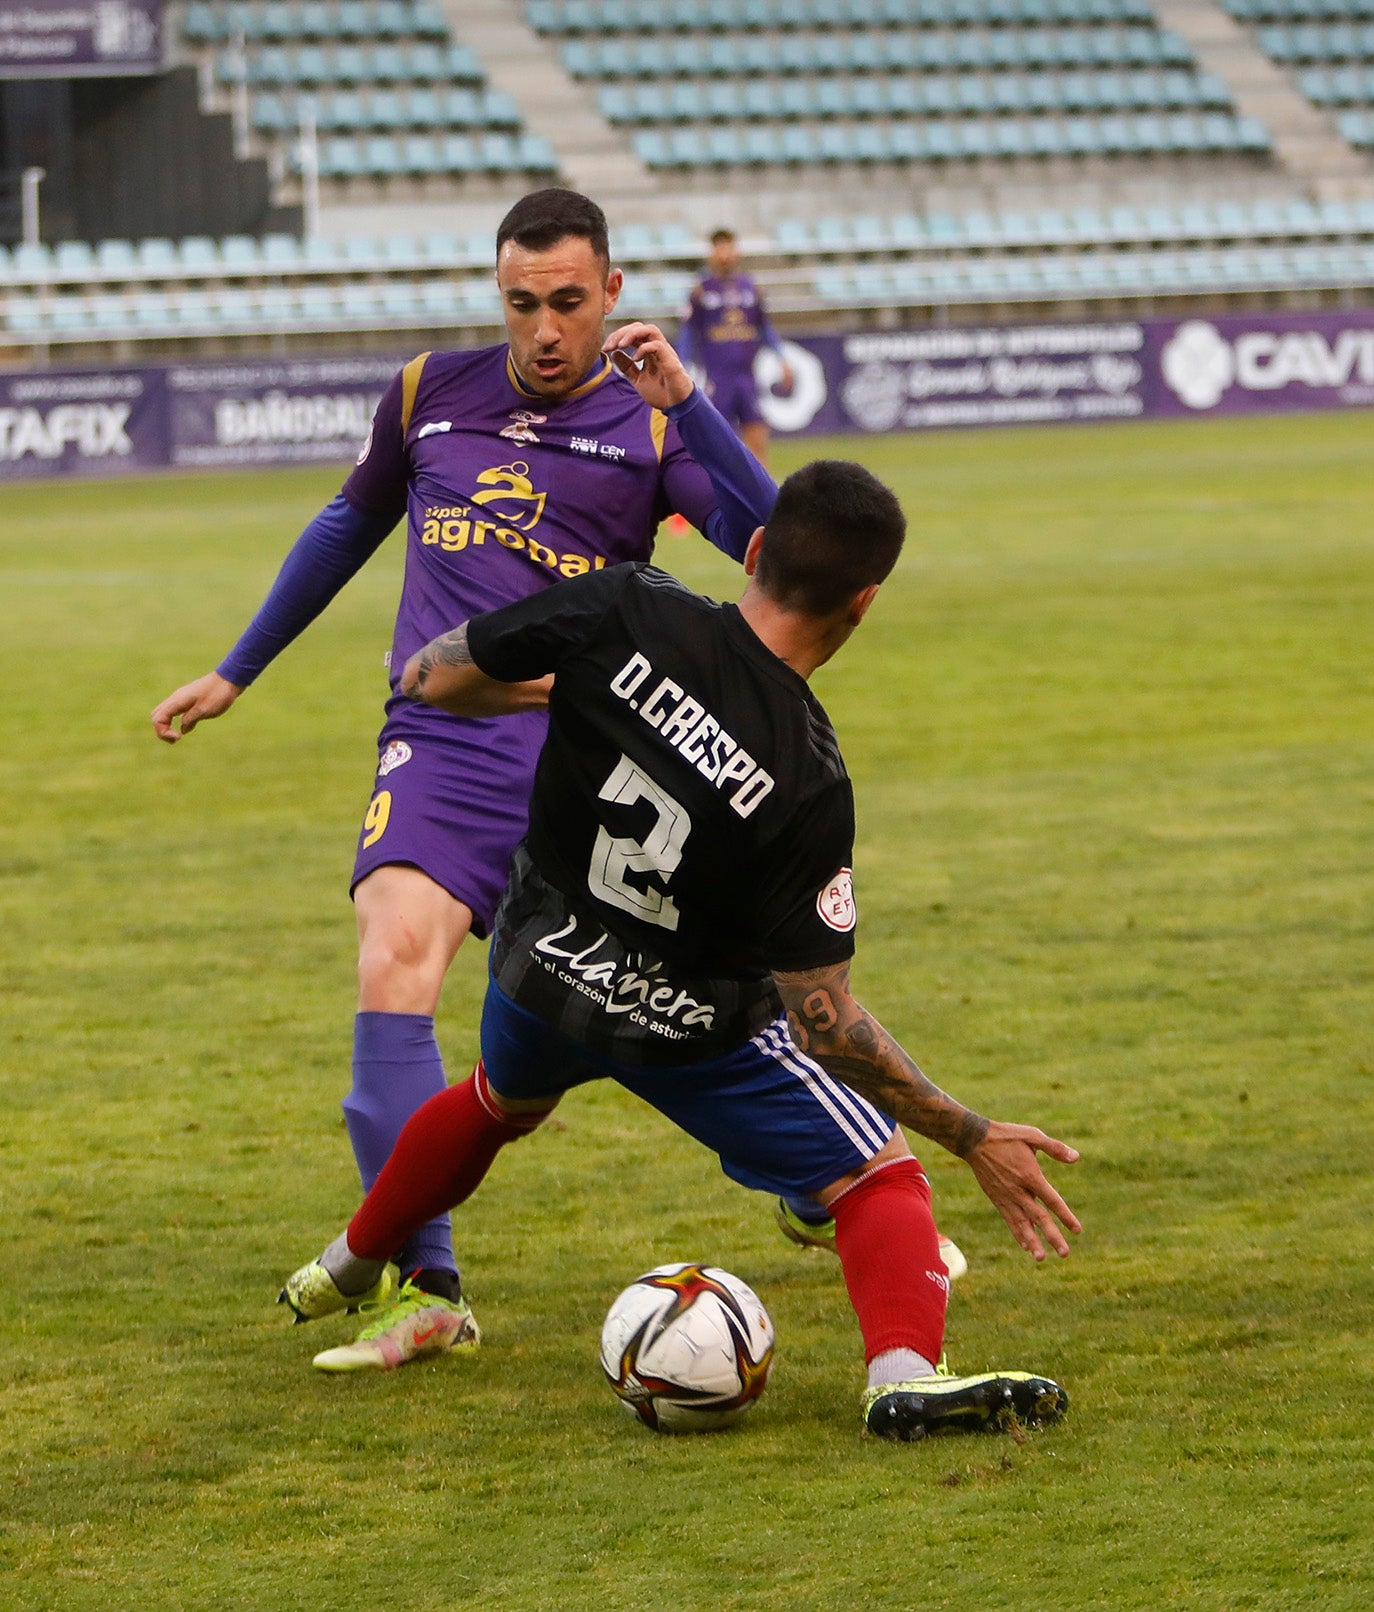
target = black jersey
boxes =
[468,563,858,1065]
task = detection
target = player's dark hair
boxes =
[710,228,737,245]
[496,188,611,271]
[757,460,906,617]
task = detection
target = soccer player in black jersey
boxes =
[281,324,1080,1440]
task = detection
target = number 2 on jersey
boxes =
[587,754,690,931]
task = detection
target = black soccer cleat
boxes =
[862,1370,1069,1442]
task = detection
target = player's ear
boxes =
[742,527,766,576]
[848,583,881,626]
[603,266,624,314]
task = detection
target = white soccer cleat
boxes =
[310,1279,481,1373]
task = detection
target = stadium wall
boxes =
[0,67,298,246]
[4,309,1374,480]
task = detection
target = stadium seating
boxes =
[8,190,1374,352]
[181,1,560,186]
[1225,0,1374,146]
[526,0,1269,175]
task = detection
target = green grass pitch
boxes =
[2,412,1371,1611]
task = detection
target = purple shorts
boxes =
[706,366,765,428]
[350,699,547,938]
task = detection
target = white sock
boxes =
[867,1348,938,1388]
[320,1231,386,1297]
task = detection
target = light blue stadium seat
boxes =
[380,282,424,319]
[370,44,407,82]
[177,235,219,272]
[480,132,521,169]
[320,135,364,176]
[47,298,92,334]
[54,241,96,277]
[95,239,137,274]
[779,122,816,160]
[90,293,133,331]
[742,124,781,162]
[212,287,254,326]
[774,217,813,251]
[132,293,174,330]
[404,87,440,126]
[420,279,463,318]
[360,134,401,174]
[400,134,440,173]
[519,131,557,171]
[296,284,339,323]
[221,235,263,268]
[133,238,174,273]
[338,282,380,320]
[460,278,501,315]
[436,133,477,173]
[182,4,219,45]
[633,129,672,166]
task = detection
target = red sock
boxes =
[829,1157,949,1365]
[347,1063,542,1263]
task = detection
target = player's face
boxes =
[709,238,740,278]
[498,236,623,400]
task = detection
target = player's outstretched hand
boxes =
[602,322,694,411]
[965,1121,1081,1262]
[151,671,244,743]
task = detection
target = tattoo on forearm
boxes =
[777,964,990,1158]
[413,623,473,694]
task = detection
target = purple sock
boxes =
[342,1011,457,1279]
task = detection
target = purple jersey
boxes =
[217,341,775,934]
[678,273,780,378]
[343,344,727,691]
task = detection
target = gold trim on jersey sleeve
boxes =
[400,351,431,437]
[650,407,669,462]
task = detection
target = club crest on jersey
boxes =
[377,739,413,777]
[817,869,856,932]
[499,409,545,445]
[470,460,547,531]
[355,421,374,465]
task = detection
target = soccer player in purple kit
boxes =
[150,189,776,1361]
[677,227,794,469]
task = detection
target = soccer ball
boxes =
[600,1263,775,1433]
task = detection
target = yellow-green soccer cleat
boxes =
[774,1198,969,1281]
[862,1369,1068,1442]
[279,1258,393,1323]
[310,1279,481,1373]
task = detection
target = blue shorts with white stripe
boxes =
[480,981,897,1199]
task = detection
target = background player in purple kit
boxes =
[150,189,776,1361]
[677,227,795,469]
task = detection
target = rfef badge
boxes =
[816,869,856,932]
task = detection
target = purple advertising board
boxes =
[4,307,1374,481]
[165,355,402,469]
[1142,308,1374,418]
[0,363,167,478]
[0,1,162,78]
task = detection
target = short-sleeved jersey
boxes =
[343,345,723,693]
[468,564,857,1066]
[681,274,775,376]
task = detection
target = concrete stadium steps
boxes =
[1155,0,1370,184]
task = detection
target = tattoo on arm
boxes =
[777,963,990,1159]
[413,622,473,696]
